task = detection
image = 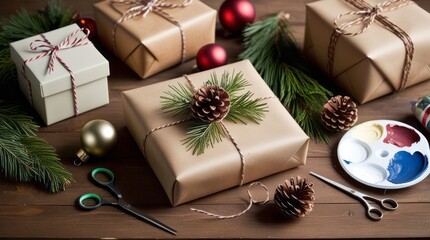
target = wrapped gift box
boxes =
[304,0,430,104]
[122,60,310,206]
[94,0,216,79]
[10,24,110,125]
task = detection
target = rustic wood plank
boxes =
[1,0,430,239]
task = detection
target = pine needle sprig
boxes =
[0,102,73,192]
[0,0,75,95]
[161,71,268,155]
[183,121,226,155]
[239,12,332,143]
[21,135,72,192]
[161,83,193,116]
[227,91,267,124]
[207,71,249,95]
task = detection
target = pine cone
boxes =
[274,176,315,218]
[191,85,231,122]
[321,95,358,132]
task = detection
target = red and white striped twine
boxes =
[21,28,91,116]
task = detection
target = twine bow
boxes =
[334,0,413,36]
[22,28,91,116]
[111,0,192,62]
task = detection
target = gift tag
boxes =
[337,120,430,189]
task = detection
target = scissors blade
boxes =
[310,172,363,197]
[117,199,177,235]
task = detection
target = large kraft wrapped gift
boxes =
[10,24,110,126]
[304,0,430,104]
[94,0,216,79]
[122,60,310,206]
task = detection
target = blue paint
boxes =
[343,160,352,165]
[387,151,429,184]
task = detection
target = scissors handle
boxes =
[90,167,122,198]
[78,193,113,210]
[364,195,398,211]
[365,205,384,221]
[361,195,398,221]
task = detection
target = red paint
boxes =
[383,124,420,148]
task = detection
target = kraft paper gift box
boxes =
[94,0,216,79]
[10,24,110,126]
[122,60,310,206]
[304,0,430,104]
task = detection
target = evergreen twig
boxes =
[239,12,333,143]
[0,103,73,192]
[161,71,268,155]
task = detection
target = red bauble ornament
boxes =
[196,44,228,71]
[76,17,97,40]
[219,0,256,35]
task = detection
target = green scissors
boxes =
[77,168,177,235]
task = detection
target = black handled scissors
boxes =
[310,172,398,221]
[77,168,177,235]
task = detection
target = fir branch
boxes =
[227,91,268,124]
[207,71,249,96]
[161,83,193,116]
[0,102,73,192]
[183,121,226,155]
[0,129,36,181]
[21,135,72,192]
[239,12,332,143]
[0,104,38,135]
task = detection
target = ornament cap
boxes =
[74,148,89,166]
[76,148,90,163]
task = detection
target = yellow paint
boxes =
[352,123,384,143]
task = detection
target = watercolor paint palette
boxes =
[337,120,430,189]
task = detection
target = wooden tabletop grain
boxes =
[1,0,430,239]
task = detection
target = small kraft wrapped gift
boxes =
[122,60,310,206]
[94,0,216,79]
[304,0,430,104]
[10,24,110,126]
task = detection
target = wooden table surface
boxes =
[1,0,430,239]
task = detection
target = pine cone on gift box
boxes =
[191,85,231,122]
[274,176,315,218]
[321,95,358,132]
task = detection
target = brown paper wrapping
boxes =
[94,0,216,79]
[304,0,430,104]
[122,60,309,206]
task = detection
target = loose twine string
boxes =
[111,0,192,62]
[327,0,415,91]
[21,28,91,116]
[191,182,270,219]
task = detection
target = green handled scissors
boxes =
[77,168,177,235]
[310,172,398,221]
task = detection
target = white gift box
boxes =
[10,24,110,125]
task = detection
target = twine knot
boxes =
[334,0,413,36]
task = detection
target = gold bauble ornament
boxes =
[75,119,117,165]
